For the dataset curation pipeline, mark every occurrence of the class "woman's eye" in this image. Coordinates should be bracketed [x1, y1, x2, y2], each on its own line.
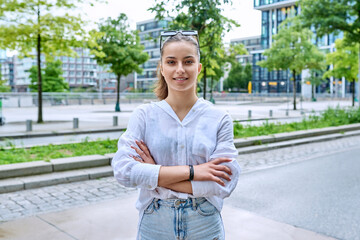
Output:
[167, 61, 175, 64]
[185, 60, 194, 64]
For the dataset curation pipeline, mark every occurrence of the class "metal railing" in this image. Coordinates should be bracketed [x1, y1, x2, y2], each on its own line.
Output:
[0, 92, 353, 108]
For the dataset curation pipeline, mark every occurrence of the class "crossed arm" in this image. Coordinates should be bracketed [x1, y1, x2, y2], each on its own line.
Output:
[130, 140, 233, 194]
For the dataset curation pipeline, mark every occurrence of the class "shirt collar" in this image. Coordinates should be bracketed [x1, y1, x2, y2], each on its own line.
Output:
[154, 98, 208, 125]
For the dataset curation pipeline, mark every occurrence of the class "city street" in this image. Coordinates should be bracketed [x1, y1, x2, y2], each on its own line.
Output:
[229, 145, 360, 240]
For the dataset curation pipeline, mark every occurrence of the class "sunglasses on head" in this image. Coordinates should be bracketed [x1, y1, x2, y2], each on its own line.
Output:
[160, 30, 200, 51]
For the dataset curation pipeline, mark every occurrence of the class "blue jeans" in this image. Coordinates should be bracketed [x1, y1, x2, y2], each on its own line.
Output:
[139, 197, 224, 240]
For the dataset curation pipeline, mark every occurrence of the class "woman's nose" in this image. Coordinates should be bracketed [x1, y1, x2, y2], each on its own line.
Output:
[176, 63, 185, 74]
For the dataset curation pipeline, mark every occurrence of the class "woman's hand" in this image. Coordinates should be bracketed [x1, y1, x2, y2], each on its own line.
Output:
[193, 158, 233, 186]
[130, 140, 156, 165]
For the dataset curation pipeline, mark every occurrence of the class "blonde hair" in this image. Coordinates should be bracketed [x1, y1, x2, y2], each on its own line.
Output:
[154, 33, 200, 100]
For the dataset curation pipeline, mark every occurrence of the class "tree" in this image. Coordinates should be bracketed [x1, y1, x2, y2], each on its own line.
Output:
[94, 14, 149, 112]
[0, 0, 98, 123]
[323, 38, 359, 106]
[300, 0, 360, 106]
[149, 0, 239, 99]
[29, 60, 69, 92]
[305, 68, 326, 101]
[257, 17, 325, 110]
[224, 62, 252, 92]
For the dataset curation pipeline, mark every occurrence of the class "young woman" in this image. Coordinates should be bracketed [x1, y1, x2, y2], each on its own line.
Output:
[112, 30, 241, 240]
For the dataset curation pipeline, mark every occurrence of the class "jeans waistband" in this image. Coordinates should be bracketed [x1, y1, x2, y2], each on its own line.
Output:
[153, 197, 206, 209]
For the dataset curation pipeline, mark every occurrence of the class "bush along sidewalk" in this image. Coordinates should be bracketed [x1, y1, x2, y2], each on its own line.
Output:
[1, 106, 360, 165]
[233, 106, 360, 138]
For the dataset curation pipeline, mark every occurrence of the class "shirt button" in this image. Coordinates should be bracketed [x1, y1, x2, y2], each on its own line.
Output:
[147, 185, 152, 189]
[180, 145, 185, 149]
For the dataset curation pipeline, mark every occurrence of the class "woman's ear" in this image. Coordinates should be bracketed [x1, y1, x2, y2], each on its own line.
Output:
[198, 63, 202, 74]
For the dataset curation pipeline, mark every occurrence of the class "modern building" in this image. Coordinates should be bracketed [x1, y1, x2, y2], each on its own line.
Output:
[5, 48, 133, 93]
[230, 36, 261, 65]
[252, 0, 349, 97]
[136, 18, 170, 92]
[0, 50, 15, 91]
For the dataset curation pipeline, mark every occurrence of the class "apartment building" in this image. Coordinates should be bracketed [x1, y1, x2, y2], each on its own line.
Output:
[252, 0, 348, 97]
[136, 19, 170, 92]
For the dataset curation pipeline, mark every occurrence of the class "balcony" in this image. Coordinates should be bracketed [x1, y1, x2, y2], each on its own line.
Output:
[254, 0, 297, 10]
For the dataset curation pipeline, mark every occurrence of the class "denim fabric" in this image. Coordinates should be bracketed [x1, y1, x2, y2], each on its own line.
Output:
[139, 198, 224, 240]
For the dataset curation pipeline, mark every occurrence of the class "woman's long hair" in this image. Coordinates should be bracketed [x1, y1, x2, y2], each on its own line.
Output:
[154, 33, 200, 100]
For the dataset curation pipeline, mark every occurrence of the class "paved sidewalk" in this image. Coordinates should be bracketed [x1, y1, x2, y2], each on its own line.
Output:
[0, 192, 335, 240]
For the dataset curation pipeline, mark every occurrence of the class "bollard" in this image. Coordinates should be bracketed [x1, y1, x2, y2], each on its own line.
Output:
[269, 110, 273, 117]
[113, 116, 118, 126]
[286, 109, 289, 116]
[26, 120, 32, 132]
[91, 98, 94, 105]
[103, 98, 106, 105]
[73, 118, 79, 129]
[248, 110, 252, 119]
[301, 110, 305, 115]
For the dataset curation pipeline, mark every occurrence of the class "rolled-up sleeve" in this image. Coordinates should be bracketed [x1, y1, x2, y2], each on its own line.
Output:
[191, 114, 241, 198]
[111, 106, 161, 190]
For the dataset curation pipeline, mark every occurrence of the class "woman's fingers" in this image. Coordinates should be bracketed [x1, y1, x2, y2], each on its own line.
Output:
[212, 170, 231, 182]
[131, 145, 147, 159]
[211, 176, 225, 186]
[130, 154, 143, 163]
[135, 140, 151, 157]
[213, 164, 232, 175]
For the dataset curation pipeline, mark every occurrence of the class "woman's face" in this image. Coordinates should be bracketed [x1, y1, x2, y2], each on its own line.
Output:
[160, 41, 202, 95]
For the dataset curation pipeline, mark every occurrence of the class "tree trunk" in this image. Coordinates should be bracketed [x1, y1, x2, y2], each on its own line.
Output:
[210, 76, 214, 99]
[292, 70, 297, 110]
[352, 78, 355, 107]
[358, 45, 360, 107]
[311, 84, 315, 100]
[203, 67, 207, 100]
[37, 4, 43, 123]
[115, 75, 121, 112]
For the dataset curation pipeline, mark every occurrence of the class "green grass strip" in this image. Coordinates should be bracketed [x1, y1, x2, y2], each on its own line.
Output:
[1, 106, 360, 165]
[0, 139, 117, 165]
[234, 106, 360, 138]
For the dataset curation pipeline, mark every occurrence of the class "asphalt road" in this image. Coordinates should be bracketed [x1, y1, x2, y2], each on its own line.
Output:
[227, 146, 360, 240]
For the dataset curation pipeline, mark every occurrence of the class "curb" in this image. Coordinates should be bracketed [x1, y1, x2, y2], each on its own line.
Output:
[0, 154, 115, 194]
[0, 127, 127, 140]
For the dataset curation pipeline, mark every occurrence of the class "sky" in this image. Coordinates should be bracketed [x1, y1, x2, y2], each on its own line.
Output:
[6, 0, 261, 56]
[80, 0, 261, 43]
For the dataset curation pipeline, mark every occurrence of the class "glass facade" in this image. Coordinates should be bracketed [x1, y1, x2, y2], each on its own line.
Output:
[254, 0, 289, 8]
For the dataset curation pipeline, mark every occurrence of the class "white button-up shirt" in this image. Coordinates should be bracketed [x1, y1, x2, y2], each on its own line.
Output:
[112, 98, 241, 220]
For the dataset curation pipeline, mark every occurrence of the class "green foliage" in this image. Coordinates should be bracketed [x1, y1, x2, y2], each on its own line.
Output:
[323, 37, 359, 106]
[93, 13, 149, 111]
[299, 0, 360, 44]
[149, 0, 240, 98]
[224, 62, 251, 91]
[324, 38, 358, 81]
[258, 17, 325, 75]
[257, 16, 326, 110]
[29, 60, 69, 92]
[233, 106, 360, 138]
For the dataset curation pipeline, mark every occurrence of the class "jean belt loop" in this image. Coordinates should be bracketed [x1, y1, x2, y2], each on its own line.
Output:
[154, 198, 159, 209]
[192, 198, 197, 210]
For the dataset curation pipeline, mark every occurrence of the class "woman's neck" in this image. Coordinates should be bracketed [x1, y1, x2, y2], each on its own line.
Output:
[165, 91, 198, 113]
